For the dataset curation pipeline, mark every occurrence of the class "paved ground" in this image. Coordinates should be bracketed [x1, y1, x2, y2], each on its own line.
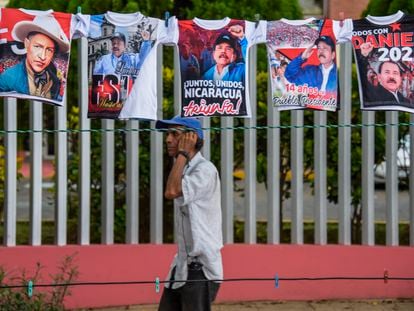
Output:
[84, 299, 414, 310]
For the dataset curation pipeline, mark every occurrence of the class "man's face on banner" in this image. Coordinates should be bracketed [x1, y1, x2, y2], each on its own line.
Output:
[111, 38, 126, 58]
[378, 62, 402, 93]
[24, 33, 55, 73]
[213, 42, 236, 67]
[180, 42, 191, 59]
[316, 41, 335, 67]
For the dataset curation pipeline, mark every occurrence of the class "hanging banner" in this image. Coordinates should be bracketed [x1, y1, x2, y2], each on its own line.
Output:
[87, 12, 162, 119]
[266, 18, 352, 111]
[353, 11, 414, 112]
[0, 8, 76, 106]
[169, 18, 265, 117]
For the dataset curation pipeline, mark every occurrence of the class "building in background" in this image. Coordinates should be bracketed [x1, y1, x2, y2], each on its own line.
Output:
[325, 0, 370, 19]
[300, 0, 370, 19]
[300, 0, 323, 17]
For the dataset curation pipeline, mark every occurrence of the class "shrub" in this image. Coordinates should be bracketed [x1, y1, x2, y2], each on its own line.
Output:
[0, 254, 78, 310]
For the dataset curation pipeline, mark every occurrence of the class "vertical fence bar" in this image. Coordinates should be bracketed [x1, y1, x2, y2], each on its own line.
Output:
[126, 120, 139, 244]
[101, 119, 114, 244]
[221, 117, 234, 244]
[244, 45, 257, 243]
[78, 36, 90, 245]
[4, 98, 17, 246]
[170, 44, 181, 243]
[30, 101, 43, 246]
[291, 110, 304, 244]
[150, 43, 164, 243]
[201, 118, 210, 160]
[55, 98, 67, 245]
[410, 114, 414, 246]
[338, 42, 352, 245]
[314, 111, 327, 245]
[267, 77, 280, 244]
[385, 111, 399, 246]
[362, 111, 375, 245]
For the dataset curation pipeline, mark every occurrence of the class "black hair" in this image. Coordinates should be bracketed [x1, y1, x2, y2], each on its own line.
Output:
[195, 137, 204, 151]
[378, 61, 403, 75]
[280, 61, 288, 67]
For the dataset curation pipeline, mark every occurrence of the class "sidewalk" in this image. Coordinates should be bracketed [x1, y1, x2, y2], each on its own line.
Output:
[85, 299, 414, 310]
[16, 152, 55, 221]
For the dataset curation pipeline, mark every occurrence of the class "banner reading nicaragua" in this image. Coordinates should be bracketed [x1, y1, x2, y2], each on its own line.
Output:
[171, 17, 264, 117]
[88, 12, 159, 119]
[352, 11, 414, 112]
[266, 18, 352, 111]
[0, 8, 75, 106]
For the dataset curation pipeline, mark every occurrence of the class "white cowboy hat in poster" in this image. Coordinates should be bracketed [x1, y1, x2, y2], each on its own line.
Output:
[0, 8, 74, 106]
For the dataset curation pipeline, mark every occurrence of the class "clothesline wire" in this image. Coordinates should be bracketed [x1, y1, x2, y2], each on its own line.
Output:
[1, 121, 413, 135]
[1, 275, 414, 289]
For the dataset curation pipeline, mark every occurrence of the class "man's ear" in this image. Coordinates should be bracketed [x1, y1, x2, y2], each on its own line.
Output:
[195, 137, 203, 151]
[24, 38, 30, 50]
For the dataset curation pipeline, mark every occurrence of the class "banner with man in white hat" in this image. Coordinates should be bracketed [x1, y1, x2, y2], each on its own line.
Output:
[0, 8, 80, 106]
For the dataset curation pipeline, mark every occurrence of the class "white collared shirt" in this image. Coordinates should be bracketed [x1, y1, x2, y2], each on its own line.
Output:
[320, 63, 334, 92]
[214, 65, 229, 80]
[165, 152, 223, 289]
[390, 90, 401, 102]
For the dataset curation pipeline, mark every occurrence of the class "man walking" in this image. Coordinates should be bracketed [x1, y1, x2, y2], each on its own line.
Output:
[156, 115, 223, 311]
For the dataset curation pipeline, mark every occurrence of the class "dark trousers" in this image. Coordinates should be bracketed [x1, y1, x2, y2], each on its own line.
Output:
[158, 264, 220, 311]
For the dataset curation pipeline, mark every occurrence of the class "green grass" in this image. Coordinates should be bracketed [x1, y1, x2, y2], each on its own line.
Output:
[0, 220, 410, 246]
[233, 220, 410, 245]
[0, 220, 78, 245]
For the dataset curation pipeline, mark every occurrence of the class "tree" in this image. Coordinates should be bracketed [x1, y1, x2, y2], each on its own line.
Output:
[363, 0, 413, 16]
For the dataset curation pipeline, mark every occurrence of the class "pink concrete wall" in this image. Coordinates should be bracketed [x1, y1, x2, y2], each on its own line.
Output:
[0, 244, 413, 309]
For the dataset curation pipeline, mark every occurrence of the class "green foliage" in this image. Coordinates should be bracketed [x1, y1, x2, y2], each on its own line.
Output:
[0, 254, 78, 310]
[0, 144, 23, 221]
[8, 0, 173, 16]
[1, 220, 410, 246]
[183, 0, 302, 20]
[233, 220, 410, 245]
[362, 0, 413, 16]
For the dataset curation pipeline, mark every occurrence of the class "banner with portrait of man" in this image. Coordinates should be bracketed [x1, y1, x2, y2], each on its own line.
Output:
[266, 18, 352, 112]
[0, 8, 77, 106]
[352, 11, 414, 113]
[169, 17, 265, 118]
[87, 12, 162, 119]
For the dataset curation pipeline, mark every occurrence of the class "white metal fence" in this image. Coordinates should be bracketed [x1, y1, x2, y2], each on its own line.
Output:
[1, 38, 413, 247]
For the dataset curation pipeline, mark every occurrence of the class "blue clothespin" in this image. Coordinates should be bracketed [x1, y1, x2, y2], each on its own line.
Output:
[27, 280, 33, 298]
[165, 11, 170, 27]
[275, 274, 279, 288]
[77, 6, 81, 14]
[155, 277, 160, 293]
